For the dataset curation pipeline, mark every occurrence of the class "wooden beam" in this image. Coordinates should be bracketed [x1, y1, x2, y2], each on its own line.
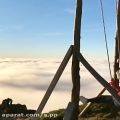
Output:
[78, 53, 120, 103]
[79, 88, 106, 117]
[71, 0, 82, 120]
[25, 45, 73, 120]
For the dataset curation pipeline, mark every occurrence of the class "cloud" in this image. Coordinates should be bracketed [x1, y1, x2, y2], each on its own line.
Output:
[0, 79, 71, 91]
[64, 8, 75, 15]
[12, 25, 24, 30]
[0, 26, 8, 32]
[0, 25, 24, 33]
[0, 57, 113, 112]
[0, 28, 5, 32]
[44, 32, 64, 37]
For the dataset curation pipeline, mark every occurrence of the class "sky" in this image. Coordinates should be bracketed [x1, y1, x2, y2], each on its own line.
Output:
[0, 0, 117, 59]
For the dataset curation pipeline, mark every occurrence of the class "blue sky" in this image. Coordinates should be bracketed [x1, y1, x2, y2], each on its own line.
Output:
[0, 0, 117, 59]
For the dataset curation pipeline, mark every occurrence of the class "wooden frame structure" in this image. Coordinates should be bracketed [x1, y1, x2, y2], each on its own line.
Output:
[80, 0, 120, 116]
[26, 0, 82, 120]
[25, 0, 120, 120]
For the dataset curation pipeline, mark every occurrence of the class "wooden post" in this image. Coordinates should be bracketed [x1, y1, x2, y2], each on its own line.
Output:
[71, 0, 82, 120]
[114, 36, 119, 80]
[114, 0, 120, 80]
[117, 0, 120, 56]
[117, 0, 120, 78]
[114, 33, 119, 80]
[64, 102, 76, 120]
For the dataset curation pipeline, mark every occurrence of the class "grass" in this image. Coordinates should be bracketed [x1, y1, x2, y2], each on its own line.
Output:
[40, 103, 120, 120]
[1, 101, 120, 120]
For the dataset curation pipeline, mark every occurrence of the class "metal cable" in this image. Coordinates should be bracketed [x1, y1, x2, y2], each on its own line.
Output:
[100, 0, 112, 79]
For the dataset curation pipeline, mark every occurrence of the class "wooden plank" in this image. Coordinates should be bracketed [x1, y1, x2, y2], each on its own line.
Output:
[71, 0, 82, 119]
[25, 45, 73, 120]
[79, 88, 106, 117]
[64, 102, 76, 120]
[78, 53, 120, 103]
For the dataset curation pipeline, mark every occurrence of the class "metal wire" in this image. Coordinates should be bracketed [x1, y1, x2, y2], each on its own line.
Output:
[99, 0, 112, 79]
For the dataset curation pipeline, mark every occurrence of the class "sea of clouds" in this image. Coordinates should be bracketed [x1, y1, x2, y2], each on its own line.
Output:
[0, 57, 113, 112]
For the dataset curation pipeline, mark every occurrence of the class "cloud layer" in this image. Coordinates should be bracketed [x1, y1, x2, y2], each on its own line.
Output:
[0, 57, 112, 112]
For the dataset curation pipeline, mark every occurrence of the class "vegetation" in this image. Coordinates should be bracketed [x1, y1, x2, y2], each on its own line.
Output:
[80, 103, 120, 120]
[39, 109, 65, 120]
[40, 103, 120, 120]
[1, 98, 120, 119]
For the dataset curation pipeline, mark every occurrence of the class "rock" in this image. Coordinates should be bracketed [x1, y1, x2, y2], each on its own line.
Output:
[0, 98, 36, 120]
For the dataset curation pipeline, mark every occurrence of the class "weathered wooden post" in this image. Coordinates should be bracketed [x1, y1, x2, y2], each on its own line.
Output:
[114, 0, 120, 80]
[114, 36, 119, 80]
[117, 0, 120, 55]
[71, 0, 82, 120]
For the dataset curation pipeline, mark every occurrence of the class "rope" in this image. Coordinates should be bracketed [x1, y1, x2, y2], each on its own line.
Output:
[99, 0, 112, 79]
